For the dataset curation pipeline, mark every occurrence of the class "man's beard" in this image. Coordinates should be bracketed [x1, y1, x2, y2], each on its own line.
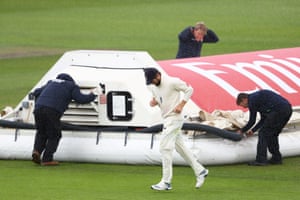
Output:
[155, 80, 161, 86]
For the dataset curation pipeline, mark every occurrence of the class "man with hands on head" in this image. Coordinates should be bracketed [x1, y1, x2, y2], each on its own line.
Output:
[176, 21, 219, 59]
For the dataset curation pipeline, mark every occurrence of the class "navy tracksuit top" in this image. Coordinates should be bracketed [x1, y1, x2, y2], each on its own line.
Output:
[33, 74, 96, 115]
[176, 27, 219, 59]
[241, 90, 291, 133]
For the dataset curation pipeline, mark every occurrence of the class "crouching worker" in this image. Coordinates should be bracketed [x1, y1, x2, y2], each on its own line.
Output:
[236, 90, 292, 166]
[31, 73, 97, 166]
[144, 68, 208, 190]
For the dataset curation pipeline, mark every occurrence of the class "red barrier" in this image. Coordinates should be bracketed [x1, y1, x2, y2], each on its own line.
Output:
[158, 47, 300, 112]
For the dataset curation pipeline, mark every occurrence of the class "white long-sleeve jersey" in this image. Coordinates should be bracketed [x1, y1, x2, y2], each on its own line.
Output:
[148, 74, 193, 118]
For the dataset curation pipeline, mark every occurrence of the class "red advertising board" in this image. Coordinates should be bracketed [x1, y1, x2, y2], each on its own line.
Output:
[158, 47, 300, 112]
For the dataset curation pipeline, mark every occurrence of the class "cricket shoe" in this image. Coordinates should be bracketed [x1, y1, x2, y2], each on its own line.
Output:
[195, 169, 209, 189]
[151, 181, 172, 191]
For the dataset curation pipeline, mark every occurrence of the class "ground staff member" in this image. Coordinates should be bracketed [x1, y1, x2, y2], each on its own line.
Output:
[176, 21, 219, 59]
[144, 68, 208, 190]
[31, 73, 96, 166]
[236, 89, 292, 166]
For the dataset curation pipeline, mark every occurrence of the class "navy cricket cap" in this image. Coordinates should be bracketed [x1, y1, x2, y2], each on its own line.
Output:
[143, 68, 160, 85]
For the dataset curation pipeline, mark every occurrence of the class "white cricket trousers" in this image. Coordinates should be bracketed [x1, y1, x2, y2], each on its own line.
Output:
[160, 115, 205, 183]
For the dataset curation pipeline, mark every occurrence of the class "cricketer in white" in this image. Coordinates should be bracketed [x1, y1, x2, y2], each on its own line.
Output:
[144, 68, 209, 190]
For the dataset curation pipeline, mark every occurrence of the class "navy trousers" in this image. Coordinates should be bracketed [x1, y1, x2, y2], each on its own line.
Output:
[33, 107, 62, 162]
[256, 104, 292, 163]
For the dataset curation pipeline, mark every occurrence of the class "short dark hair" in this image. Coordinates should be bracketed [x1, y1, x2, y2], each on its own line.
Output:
[143, 68, 160, 85]
[236, 93, 248, 105]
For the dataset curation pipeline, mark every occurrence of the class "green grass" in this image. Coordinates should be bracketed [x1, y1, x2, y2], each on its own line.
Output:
[1, 0, 300, 59]
[0, 0, 300, 199]
[0, 56, 58, 107]
[0, 157, 300, 200]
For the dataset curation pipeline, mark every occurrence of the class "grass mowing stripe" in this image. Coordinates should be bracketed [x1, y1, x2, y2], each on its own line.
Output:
[0, 0, 299, 59]
[0, 55, 59, 108]
[0, 158, 300, 200]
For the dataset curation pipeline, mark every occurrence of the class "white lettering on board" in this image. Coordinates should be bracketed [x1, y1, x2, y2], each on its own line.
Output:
[172, 55, 300, 98]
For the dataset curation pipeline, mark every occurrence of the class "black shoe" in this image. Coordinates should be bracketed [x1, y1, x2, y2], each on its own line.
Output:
[268, 160, 282, 165]
[248, 161, 268, 166]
